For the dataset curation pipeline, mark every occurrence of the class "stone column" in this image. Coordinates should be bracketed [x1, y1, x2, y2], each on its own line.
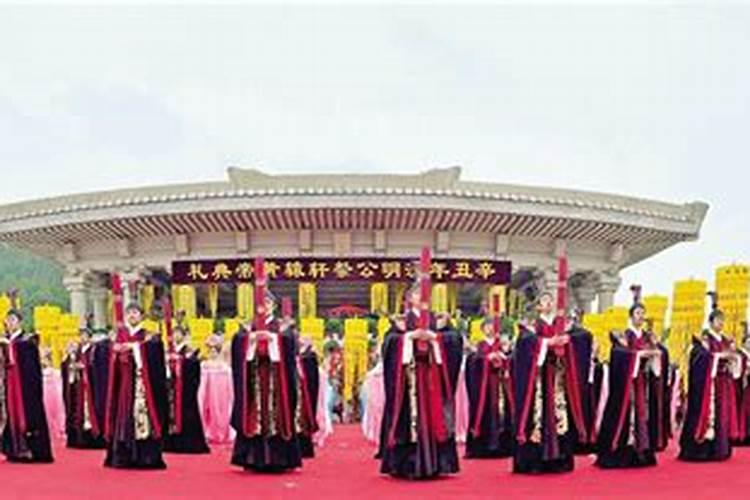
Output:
[536, 266, 564, 307]
[90, 275, 110, 330]
[63, 273, 90, 324]
[596, 272, 622, 313]
[572, 273, 598, 313]
[121, 266, 151, 308]
[574, 285, 597, 313]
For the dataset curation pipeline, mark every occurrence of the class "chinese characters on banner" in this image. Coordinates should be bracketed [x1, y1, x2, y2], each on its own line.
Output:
[171, 257, 512, 285]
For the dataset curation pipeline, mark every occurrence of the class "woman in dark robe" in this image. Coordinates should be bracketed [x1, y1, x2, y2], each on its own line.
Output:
[595, 290, 670, 469]
[379, 282, 463, 480]
[104, 303, 168, 469]
[567, 311, 597, 454]
[512, 292, 589, 474]
[164, 328, 210, 454]
[296, 337, 320, 459]
[679, 295, 742, 462]
[1, 309, 54, 463]
[465, 317, 514, 459]
[62, 328, 110, 449]
[230, 292, 302, 472]
[734, 324, 750, 446]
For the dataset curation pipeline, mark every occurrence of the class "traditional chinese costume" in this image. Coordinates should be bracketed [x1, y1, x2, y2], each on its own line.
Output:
[296, 344, 320, 458]
[596, 327, 670, 468]
[465, 336, 514, 458]
[379, 313, 463, 479]
[679, 329, 740, 462]
[512, 316, 588, 474]
[103, 326, 168, 469]
[568, 324, 597, 454]
[164, 342, 210, 454]
[734, 346, 750, 446]
[230, 320, 302, 472]
[1, 330, 54, 463]
[62, 334, 110, 449]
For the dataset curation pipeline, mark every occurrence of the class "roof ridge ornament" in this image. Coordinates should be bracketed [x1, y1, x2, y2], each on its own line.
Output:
[226, 165, 462, 190]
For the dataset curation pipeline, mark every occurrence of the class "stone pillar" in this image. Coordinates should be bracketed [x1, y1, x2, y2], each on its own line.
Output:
[572, 273, 598, 313]
[574, 285, 597, 313]
[121, 266, 151, 307]
[596, 272, 622, 313]
[537, 267, 562, 305]
[90, 277, 110, 330]
[63, 273, 90, 324]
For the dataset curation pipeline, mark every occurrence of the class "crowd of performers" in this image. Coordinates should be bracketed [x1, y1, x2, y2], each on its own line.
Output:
[0, 258, 331, 471]
[1, 253, 750, 481]
[362, 253, 750, 479]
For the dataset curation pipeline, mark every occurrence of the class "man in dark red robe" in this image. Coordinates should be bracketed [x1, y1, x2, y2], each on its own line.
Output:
[230, 292, 302, 472]
[465, 317, 514, 458]
[379, 283, 463, 480]
[512, 292, 588, 474]
[164, 327, 209, 454]
[1, 309, 53, 463]
[62, 327, 110, 449]
[104, 303, 168, 469]
[596, 296, 669, 468]
[679, 298, 741, 462]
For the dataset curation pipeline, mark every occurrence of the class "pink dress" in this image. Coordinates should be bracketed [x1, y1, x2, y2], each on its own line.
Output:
[362, 364, 385, 444]
[43, 367, 66, 440]
[454, 365, 469, 443]
[198, 359, 235, 445]
[314, 368, 333, 447]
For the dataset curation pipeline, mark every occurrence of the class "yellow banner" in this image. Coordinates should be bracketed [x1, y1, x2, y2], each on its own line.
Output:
[236, 283, 254, 320]
[141, 284, 155, 318]
[208, 283, 219, 318]
[172, 284, 197, 319]
[431, 283, 448, 313]
[298, 282, 317, 318]
[370, 282, 389, 315]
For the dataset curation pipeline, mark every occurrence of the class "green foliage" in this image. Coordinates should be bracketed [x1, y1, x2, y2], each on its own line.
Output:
[325, 317, 343, 335]
[0, 244, 68, 329]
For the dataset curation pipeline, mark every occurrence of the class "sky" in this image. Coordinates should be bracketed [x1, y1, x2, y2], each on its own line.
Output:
[0, 4, 748, 305]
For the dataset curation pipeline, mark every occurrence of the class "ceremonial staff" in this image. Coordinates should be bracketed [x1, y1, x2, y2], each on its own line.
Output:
[111, 274, 127, 343]
[163, 295, 183, 433]
[254, 257, 271, 357]
[418, 246, 432, 352]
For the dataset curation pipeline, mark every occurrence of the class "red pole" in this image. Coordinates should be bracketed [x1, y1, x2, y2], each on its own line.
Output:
[111, 273, 127, 342]
[254, 258, 267, 331]
[163, 296, 174, 355]
[419, 247, 432, 331]
[281, 296, 293, 320]
[556, 252, 568, 336]
[492, 292, 502, 336]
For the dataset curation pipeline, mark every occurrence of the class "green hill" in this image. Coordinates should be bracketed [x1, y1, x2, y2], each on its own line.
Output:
[0, 244, 69, 327]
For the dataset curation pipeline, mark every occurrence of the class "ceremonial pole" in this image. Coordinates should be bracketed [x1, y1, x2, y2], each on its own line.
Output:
[418, 246, 432, 352]
[111, 273, 127, 343]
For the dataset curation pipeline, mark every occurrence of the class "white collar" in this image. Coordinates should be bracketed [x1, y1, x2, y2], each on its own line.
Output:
[628, 322, 644, 338]
[540, 313, 555, 326]
[708, 328, 723, 342]
[9, 330, 23, 341]
[127, 323, 144, 337]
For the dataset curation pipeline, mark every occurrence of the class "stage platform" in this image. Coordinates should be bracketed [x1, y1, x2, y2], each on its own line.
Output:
[0, 425, 745, 499]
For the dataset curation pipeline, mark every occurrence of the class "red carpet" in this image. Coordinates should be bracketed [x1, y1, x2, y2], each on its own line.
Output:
[1, 426, 748, 499]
